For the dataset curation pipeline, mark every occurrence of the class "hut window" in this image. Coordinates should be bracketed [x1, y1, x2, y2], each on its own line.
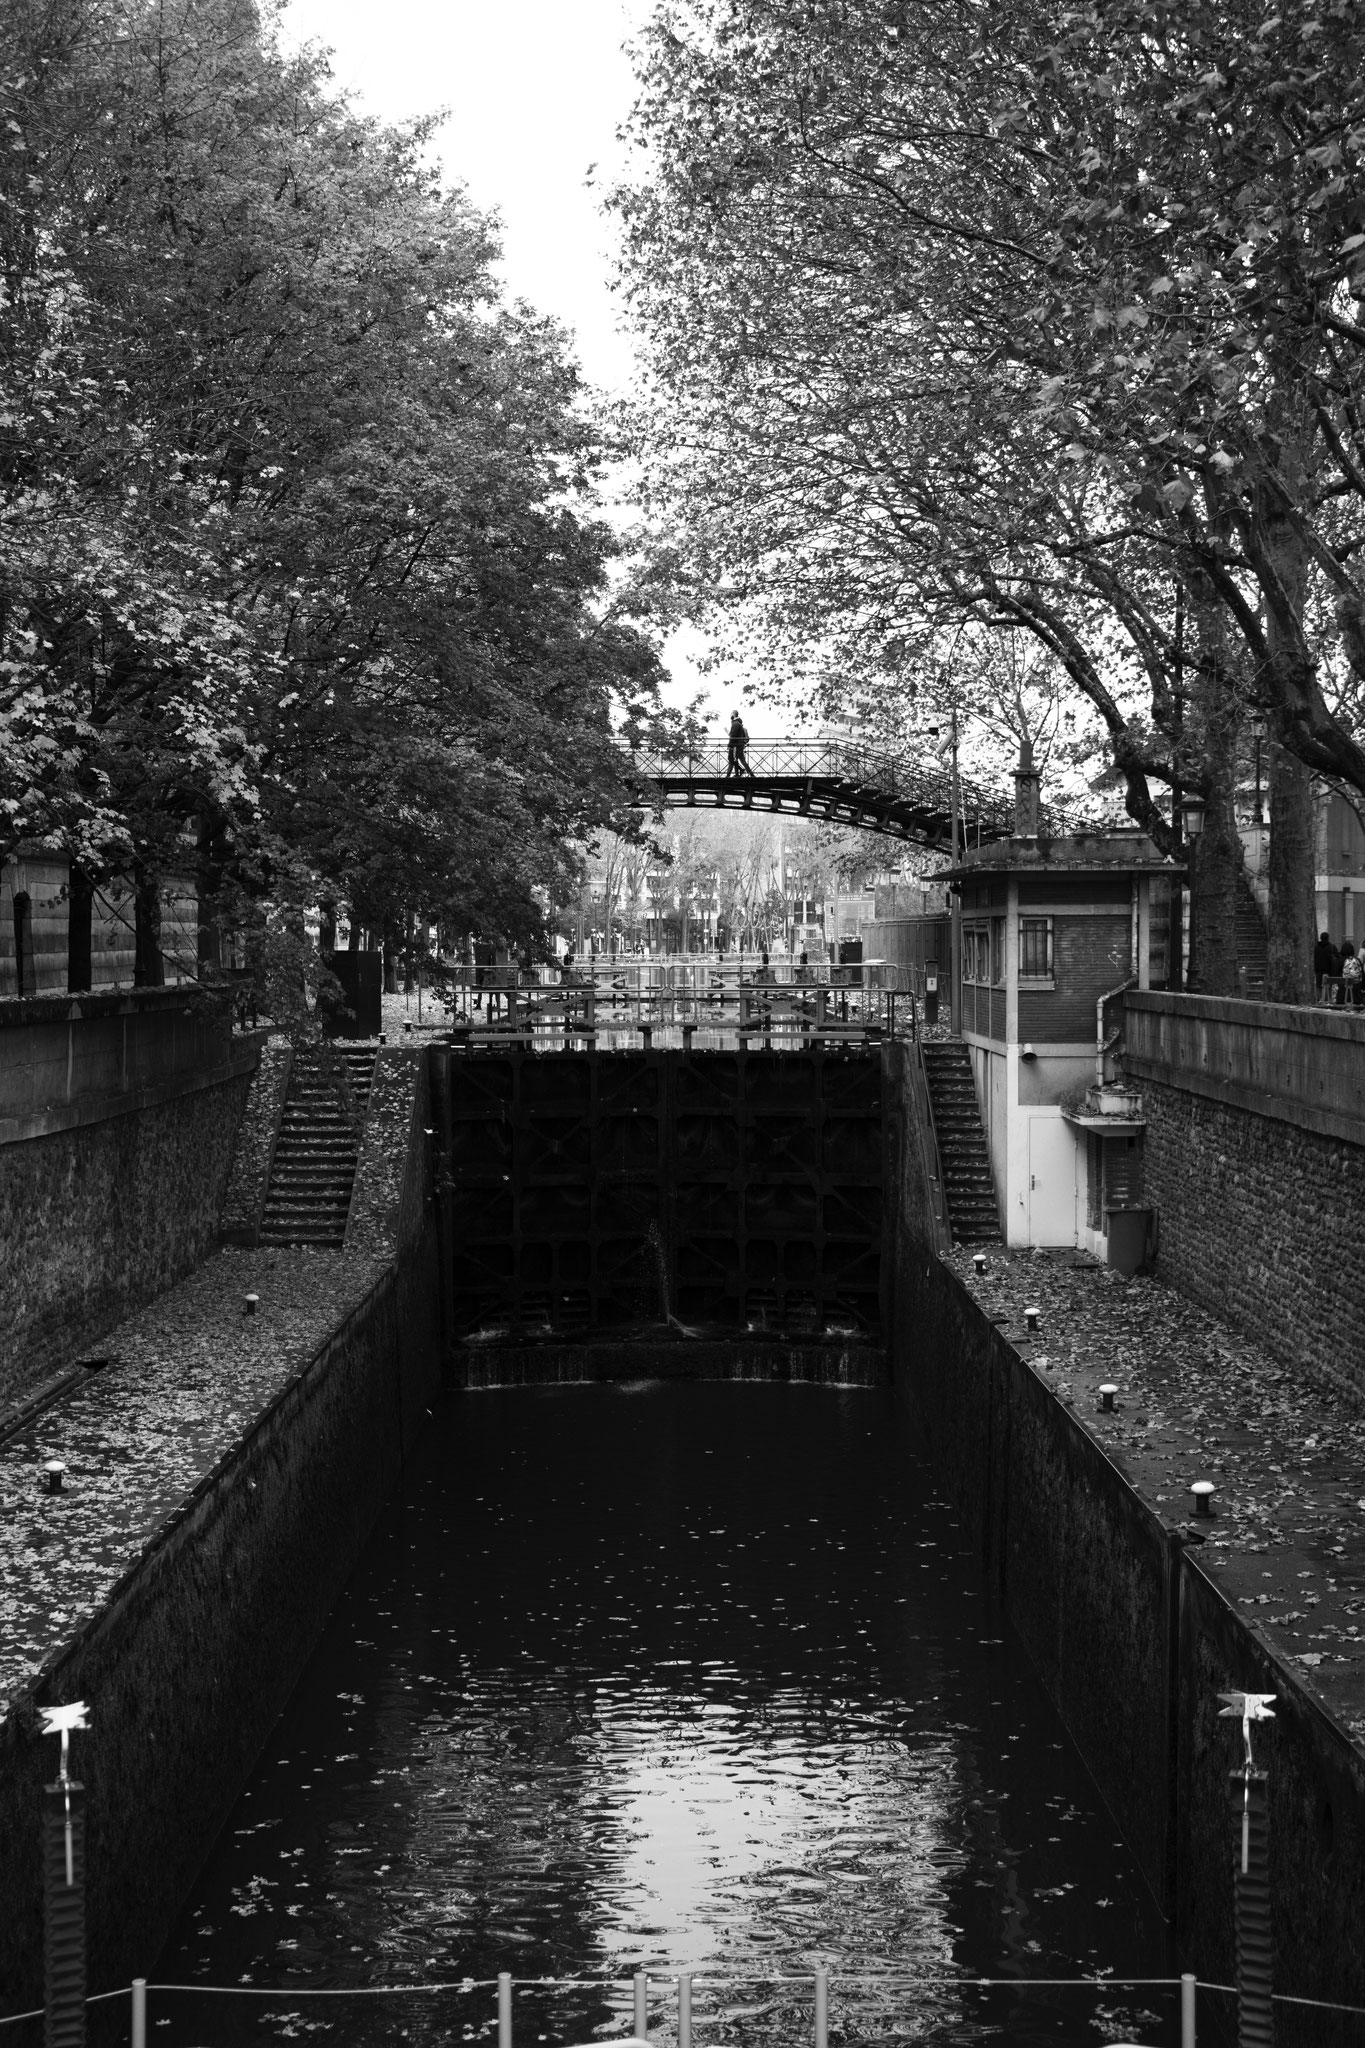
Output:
[1019, 916, 1053, 980]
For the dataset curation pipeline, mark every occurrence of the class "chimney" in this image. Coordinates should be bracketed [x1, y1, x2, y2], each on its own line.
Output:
[1014, 739, 1041, 837]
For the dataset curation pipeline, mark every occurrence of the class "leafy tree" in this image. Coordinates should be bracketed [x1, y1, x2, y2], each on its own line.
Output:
[614, 0, 1365, 997]
[1, 0, 665, 998]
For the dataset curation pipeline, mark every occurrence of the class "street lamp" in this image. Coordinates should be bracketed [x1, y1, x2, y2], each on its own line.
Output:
[1179, 791, 1207, 840]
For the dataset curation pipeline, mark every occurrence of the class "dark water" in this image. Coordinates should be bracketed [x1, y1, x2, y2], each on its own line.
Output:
[156, 1380, 1174, 2046]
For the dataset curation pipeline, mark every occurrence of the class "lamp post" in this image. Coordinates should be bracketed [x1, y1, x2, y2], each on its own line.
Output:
[1179, 791, 1207, 841]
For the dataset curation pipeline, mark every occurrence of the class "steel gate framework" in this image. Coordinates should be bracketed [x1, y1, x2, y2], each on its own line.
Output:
[445, 1049, 885, 1339]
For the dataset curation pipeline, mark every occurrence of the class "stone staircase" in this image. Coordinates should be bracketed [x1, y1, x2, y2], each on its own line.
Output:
[920, 1038, 1001, 1245]
[259, 1046, 377, 1247]
[1235, 869, 1269, 996]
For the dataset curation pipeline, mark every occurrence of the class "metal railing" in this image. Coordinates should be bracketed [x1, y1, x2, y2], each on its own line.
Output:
[633, 737, 1087, 843]
[11, 1964, 1359, 2045]
[634, 736, 1013, 844]
[439, 961, 918, 1049]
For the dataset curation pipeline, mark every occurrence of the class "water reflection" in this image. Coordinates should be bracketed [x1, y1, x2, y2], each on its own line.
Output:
[157, 1381, 1171, 2046]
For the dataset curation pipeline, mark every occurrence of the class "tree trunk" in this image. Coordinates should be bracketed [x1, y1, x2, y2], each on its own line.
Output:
[133, 867, 164, 987]
[319, 899, 336, 953]
[347, 910, 361, 952]
[1261, 398, 1317, 1002]
[1183, 579, 1244, 995]
[67, 862, 93, 993]
[1265, 744, 1316, 1003]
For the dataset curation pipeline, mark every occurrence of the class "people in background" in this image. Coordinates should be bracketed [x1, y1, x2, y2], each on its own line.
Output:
[725, 710, 753, 780]
[1343, 940, 1362, 1006]
[1314, 929, 1339, 999]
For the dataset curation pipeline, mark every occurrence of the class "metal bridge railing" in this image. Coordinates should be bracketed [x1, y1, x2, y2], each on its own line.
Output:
[634, 738, 1093, 843]
[636, 736, 1015, 834]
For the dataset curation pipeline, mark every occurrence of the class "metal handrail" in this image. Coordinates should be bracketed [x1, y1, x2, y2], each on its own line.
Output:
[908, 1035, 953, 1257]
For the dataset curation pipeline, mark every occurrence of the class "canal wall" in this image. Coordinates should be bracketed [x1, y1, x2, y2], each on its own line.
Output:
[886, 1042, 1365, 2036]
[0, 992, 259, 1405]
[0, 1045, 441, 2017]
[1124, 991, 1365, 1397]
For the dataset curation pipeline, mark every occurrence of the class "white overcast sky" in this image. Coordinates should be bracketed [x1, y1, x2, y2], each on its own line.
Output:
[274, 0, 736, 721]
[276, 0, 648, 396]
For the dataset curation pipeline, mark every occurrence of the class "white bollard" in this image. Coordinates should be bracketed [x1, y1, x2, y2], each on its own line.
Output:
[678, 1972, 692, 2048]
[1181, 1971, 1196, 2048]
[131, 1978, 147, 2048]
[634, 1972, 648, 2041]
[814, 1966, 828, 2048]
[498, 1972, 512, 2048]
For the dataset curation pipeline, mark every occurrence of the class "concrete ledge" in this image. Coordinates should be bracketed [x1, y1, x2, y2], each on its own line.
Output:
[0, 1043, 260, 1147]
[1126, 989, 1365, 1147]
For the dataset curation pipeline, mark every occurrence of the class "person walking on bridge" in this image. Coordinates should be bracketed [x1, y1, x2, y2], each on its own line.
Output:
[726, 710, 753, 780]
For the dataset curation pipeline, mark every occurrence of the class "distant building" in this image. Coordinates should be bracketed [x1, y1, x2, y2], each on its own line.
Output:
[1314, 789, 1365, 951]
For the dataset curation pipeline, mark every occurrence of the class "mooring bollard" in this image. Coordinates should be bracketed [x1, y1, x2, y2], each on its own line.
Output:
[1191, 1480, 1215, 1517]
[498, 1971, 512, 2048]
[1100, 1383, 1117, 1412]
[814, 1965, 828, 2048]
[1024, 1306, 1040, 1335]
[1180, 1971, 1195, 2048]
[678, 1972, 692, 2048]
[44, 1461, 66, 1496]
[131, 1977, 147, 2048]
[633, 1971, 648, 2041]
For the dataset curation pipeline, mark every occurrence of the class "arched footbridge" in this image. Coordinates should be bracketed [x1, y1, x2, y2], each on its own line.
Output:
[634, 737, 1036, 849]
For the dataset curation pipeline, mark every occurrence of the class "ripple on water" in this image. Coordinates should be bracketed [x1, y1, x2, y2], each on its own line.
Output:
[155, 1380, 1171, 2048]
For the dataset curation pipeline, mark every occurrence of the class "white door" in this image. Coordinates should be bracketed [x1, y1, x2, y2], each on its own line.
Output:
[1027, 1116, 1078, 1246]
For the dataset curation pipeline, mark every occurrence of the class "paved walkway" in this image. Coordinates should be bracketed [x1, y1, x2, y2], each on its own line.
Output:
[953, 1246, 1365, 1750]
[0, 1246, 386, 1721]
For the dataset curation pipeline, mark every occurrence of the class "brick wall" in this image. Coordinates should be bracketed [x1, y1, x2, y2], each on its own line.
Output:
[1125, 992, 1365, 1395]
[1019, 913, 1131, 1042]
[1142, 1075, 1365, 1393]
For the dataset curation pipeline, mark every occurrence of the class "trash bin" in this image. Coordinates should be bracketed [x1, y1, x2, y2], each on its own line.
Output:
[1105, 1206, 1152, 1277]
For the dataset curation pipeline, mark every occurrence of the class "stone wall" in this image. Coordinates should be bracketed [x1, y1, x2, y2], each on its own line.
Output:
[0, 1067, 254, 1408]
[1125, 993, 1365, 1395]
[0, 1247, 442, 2013]
[219, 1041, 292, 1247]
[886, 1042, 1365, 2033]
[346, 1045, 431, 1264]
